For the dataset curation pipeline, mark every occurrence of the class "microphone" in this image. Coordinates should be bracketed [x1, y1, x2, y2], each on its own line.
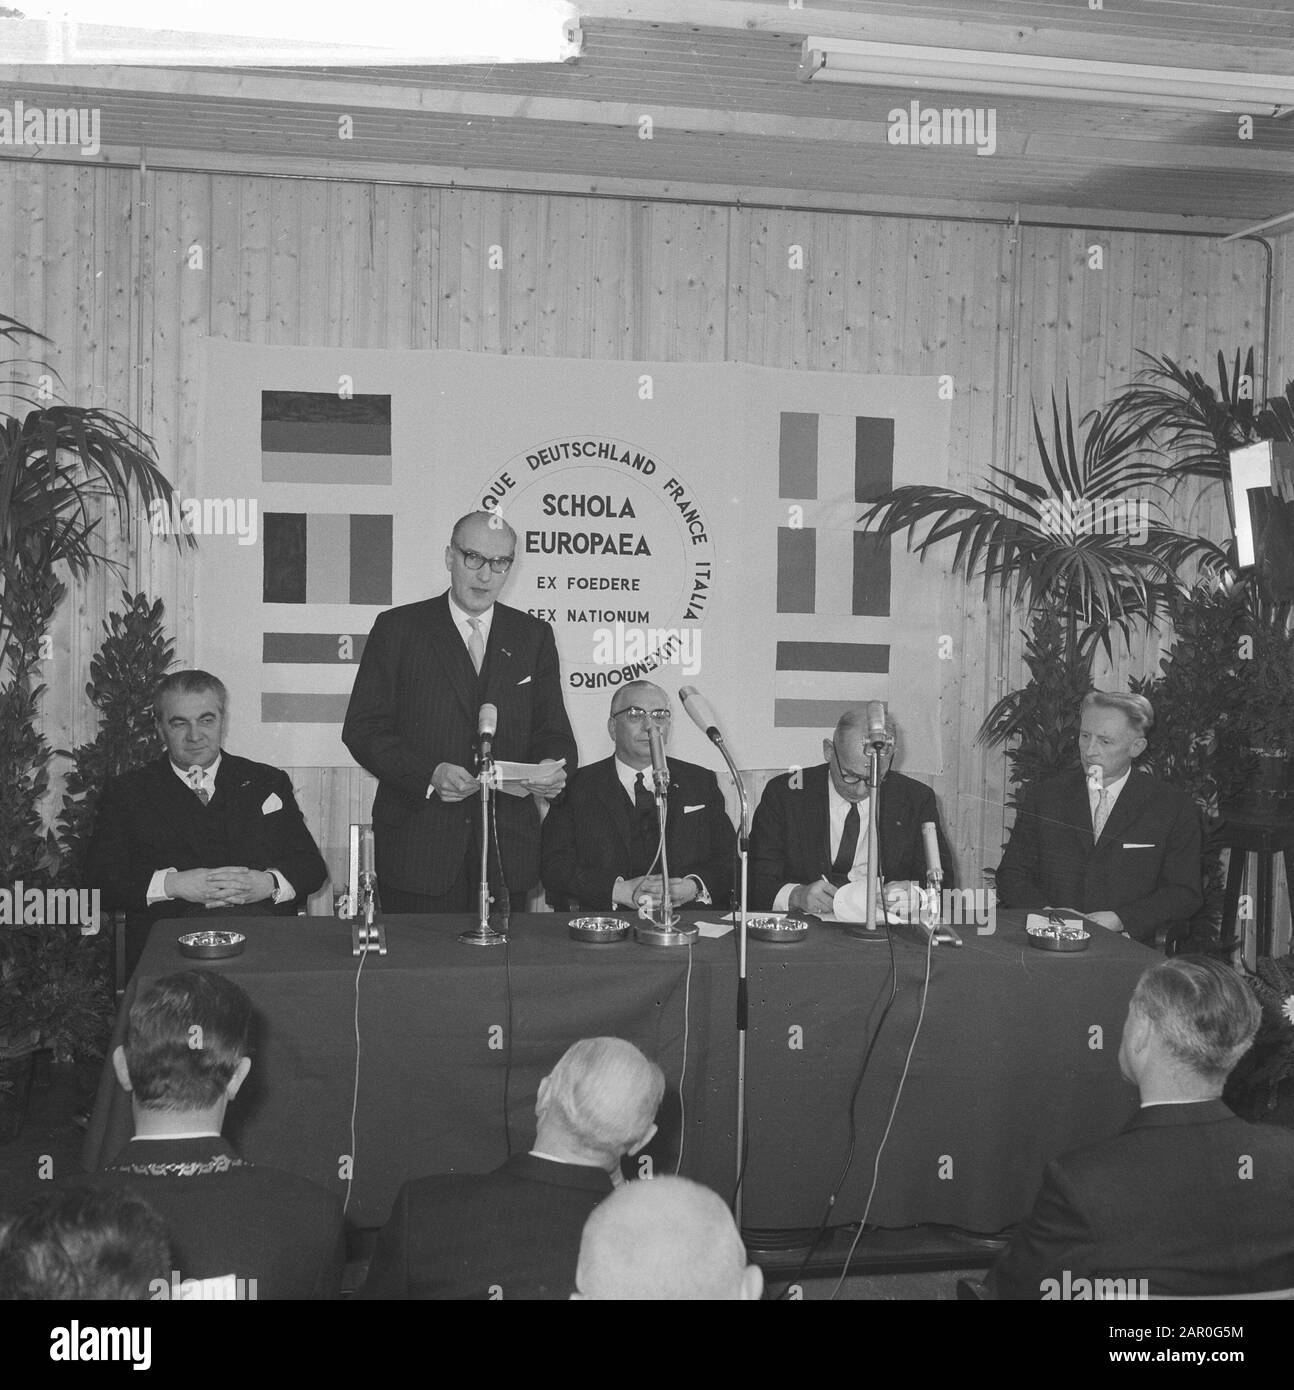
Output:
[921, 821, 943, 883]
[679, 686, 724, 746]
[648, 722, 670, 798]
[866, 700, 891, 750]
[477, 703, 498, 763]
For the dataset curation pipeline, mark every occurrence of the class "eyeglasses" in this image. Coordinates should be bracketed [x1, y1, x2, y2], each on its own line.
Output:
[613, 707, 672, 724]
[455, 546, 514, 574]
[831, 738, 890, 785]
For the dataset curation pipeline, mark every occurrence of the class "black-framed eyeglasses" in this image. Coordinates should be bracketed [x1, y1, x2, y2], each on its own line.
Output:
[831, 738, 889, 785]
[455, 546, 514, 574]
[613, 706, 672, 724]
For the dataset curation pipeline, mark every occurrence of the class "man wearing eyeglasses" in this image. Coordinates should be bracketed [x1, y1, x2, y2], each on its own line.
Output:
[540, 681, 735, 912]
[749, 706, 954, 915]
[343, 510, 577, 912]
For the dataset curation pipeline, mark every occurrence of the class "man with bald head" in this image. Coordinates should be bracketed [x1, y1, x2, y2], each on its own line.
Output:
[749, 705, 954, 914]
[361, 1037, 665, 1300]
[574, 1176, 763, 1300]
[344, 510, 577, 912]
[541, 680, 735, 911]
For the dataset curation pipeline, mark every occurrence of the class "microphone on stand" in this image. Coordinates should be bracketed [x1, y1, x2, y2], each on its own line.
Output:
[922, 821, 944, 887]
[866, 699, 890, 750]
[648, 722, 670, 797]
[679, 685, 724, 746]
[477, 703, 497, 768]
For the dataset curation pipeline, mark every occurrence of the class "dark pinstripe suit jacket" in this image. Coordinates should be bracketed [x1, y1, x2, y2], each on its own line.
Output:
[342, 593, 577, 896]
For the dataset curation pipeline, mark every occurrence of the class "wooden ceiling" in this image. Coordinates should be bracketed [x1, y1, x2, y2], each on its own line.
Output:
[1, 0, 1293, 232]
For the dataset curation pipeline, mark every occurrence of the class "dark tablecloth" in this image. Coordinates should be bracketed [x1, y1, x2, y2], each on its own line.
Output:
[83, 911, 1149, 1231]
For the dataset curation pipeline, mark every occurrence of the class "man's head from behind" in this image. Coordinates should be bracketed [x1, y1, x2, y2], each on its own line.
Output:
[574, 1176, 763, 1300]
[534, 1037, 665, 1171]
[1119, 956, 1259, 1096]
[0, 1187, 169, 1300]
[113, 970, 253, 1121]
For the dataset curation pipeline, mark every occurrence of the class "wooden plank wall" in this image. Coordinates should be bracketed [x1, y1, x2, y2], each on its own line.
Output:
[0, 161, 1270, 901]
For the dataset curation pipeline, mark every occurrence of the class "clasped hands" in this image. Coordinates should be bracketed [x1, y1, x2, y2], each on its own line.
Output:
[613, 874, 701, 909]
[430, 758, 567, 802]
[166, 866, 276, 909]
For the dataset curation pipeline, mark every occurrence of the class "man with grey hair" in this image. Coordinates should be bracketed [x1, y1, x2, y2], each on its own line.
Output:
[85, 669, 328, 978]
[997, 689, 1203, 945]
[749, 704, 954, 913]
[990, 957, 1294, 1298]
[573, 1176, 763, 1300]
[361, 1037, 665, 1299]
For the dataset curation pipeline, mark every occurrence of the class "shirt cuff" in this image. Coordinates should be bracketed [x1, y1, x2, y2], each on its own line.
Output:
[147, 868, 177, 905]
[686, 875, 711, 906]
[772, 883, 794, 913]
[269, 869, 294, 905]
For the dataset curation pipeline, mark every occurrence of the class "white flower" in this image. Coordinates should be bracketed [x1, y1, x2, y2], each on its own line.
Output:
[1282, 995, 1294, 1026]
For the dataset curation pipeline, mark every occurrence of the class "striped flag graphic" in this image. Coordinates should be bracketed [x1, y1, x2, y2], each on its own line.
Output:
[263, 513, 392, 606]
[261, 390, 392, 486]
[774, 410, 895, 728]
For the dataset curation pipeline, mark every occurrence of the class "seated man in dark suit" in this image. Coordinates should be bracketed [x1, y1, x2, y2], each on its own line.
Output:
[990, 956, 1294, 1298]
[749, 704, 954, 915]
[996, 690, 1203, 945]
[361, 1037, 665, 1300]
[573, 1176, 764, 1301]
[75, 970, 345, 1300]
[541, 681, 735, 911]
[0, 1187, 169, 1301]
[85, 669, 328, 977]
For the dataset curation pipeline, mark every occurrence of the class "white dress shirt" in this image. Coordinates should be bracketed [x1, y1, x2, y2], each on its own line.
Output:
[1088, 766, 1131, 829]
[611, 757, 709, 906]
[448, 594, 495, 656]
[773, 778, 872, 912]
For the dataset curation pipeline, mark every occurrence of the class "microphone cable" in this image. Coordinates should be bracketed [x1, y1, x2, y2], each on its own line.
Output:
[344, 930, 374, 1219]
[829, 924, 935, 1299]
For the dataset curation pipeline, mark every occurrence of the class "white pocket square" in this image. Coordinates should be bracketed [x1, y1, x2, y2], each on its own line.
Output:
[1122, 842, 1155, 849]
[262, 793, 283, 814]
[517, 675, 532, 685]
[684, 803, 704, 813]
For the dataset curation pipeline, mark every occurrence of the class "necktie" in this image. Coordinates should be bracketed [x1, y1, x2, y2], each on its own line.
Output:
[1093, 786, 1110, 841]
[467, 618, 485, 674]
[831, 802, 860, 881]
[630, 773, 659, 875]
[633, 771, 656, 814]
[187, 766, 210, 806]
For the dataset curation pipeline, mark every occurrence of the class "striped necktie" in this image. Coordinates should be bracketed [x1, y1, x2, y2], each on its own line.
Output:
[187, 766, 211, 806]
[467, 618, 485, 674]
[1093, 786, 1110, 841]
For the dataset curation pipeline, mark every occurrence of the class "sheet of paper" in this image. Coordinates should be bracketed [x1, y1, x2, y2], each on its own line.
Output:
[487, 758, 566, 797]
[695, 919, 734, 939]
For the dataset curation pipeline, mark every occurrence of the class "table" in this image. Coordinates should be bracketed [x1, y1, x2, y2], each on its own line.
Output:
[84, 911, 1152, 1234]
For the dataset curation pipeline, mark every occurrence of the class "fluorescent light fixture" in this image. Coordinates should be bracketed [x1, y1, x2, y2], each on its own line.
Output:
[4, 0, 581, 64]
[1229, 442, 1294, 568]
[799, 38, 1294, 115]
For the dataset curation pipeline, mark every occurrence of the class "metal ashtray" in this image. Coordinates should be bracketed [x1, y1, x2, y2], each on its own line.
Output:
[1026, 921, 1091, 953]
[568, 916, 631, 944]
[178, 930, 247, 959]
[746, 914, 810, 943]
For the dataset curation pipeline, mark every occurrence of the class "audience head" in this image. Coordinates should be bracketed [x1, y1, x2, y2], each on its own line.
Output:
[826, 705, 898, 802]
[608, 681, 672, 770]
[113, 970, 253, 1121]
[0, 1187, 168, 1300]
[446, 509, 517, 615]
[154, 670, 228, 770]
[534, 1037, 665, 1170]
[574, 1176, 763, 1300]
[1079, 691, 1153, 785]
[1120, 956, 1260, 1095]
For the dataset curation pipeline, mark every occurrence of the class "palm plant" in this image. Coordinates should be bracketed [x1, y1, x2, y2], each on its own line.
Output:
[861, 390, 1232, 765]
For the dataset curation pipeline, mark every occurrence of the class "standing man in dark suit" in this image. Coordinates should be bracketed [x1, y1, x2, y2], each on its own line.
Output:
[749, 705, 955, 914]
[541, 681, 735, 911]
[342, 510, 577, 912]
[77, 970, 345, 1300]
[989, 956, 1294, 1298]
[360, 1037, 665, 1300]
[85, 670, 328, 978]
[996, 691, 1203, 945]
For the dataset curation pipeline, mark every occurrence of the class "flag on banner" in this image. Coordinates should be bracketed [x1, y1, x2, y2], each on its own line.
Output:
[261, 390, 392, 486]
[263, 513, 392, 605]
[774, 410, 895, 728]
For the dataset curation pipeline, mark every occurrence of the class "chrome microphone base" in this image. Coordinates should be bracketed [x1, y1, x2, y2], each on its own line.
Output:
[635, 920, 698, 947]
[458, 925, 508, 946]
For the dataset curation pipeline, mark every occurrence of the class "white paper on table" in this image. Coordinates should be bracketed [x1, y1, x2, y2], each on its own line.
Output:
[695, 920, 734, 939]
[485, 758, 566, 798]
